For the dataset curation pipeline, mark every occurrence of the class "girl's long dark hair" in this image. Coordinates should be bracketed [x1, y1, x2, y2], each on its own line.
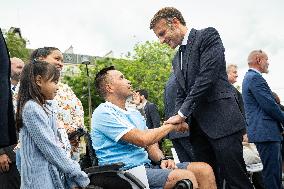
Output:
[16, 60, 60, 131]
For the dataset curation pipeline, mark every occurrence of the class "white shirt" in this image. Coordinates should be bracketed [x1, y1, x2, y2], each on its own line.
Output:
[181, 27, 191, 46]
[249, 68, 262, 75]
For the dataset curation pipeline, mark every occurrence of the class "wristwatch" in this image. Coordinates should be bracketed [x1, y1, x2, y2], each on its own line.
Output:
[157, 157, 168, 165]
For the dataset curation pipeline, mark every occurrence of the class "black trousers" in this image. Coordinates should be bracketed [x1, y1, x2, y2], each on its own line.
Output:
[172, 137, 196, 162]
[0, 163, 20, 189]
[190, 123, 253, 189]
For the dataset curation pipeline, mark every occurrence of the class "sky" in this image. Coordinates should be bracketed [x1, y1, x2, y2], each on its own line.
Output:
[1, 0, 284, 100]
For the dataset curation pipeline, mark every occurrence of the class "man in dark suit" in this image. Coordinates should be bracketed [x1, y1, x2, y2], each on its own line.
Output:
[150, 7, 253, 188]
[164, 72, 195, 162]
[0, 28, 20, 189]
[227, 64, 245, 115]
[136, 89, 160, 129]
[242, 50, 284, 189]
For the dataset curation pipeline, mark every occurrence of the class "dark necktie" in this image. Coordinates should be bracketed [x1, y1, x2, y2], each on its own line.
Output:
[11, 85, 16, 93]
[179, 45, 186, 53]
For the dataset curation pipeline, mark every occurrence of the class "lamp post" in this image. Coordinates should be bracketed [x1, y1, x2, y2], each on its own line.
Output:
[81, 57, 92, 127]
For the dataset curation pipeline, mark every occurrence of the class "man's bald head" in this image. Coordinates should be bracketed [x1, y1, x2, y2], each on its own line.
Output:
[10, 57, 24, 83]
[247, 50, 269, 74]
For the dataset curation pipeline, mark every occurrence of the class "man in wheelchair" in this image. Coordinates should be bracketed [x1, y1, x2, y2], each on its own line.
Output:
[90, 66, 217, 189]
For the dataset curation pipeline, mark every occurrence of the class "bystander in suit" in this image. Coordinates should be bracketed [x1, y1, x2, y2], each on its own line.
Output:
[242, 50, 284, 189]
[135, 89, 161, 129]
[227, 64, 245, 114]
[10, 57, 24, 94]
[150, 7, 253, 188]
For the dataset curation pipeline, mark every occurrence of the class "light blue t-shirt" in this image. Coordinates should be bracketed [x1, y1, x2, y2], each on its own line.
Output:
[91, 101, 151, 170]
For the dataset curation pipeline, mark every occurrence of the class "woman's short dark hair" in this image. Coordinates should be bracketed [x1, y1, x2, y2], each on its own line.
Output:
[30, 47, 60, 61]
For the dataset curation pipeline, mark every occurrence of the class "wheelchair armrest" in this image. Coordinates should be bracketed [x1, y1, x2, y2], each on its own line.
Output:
[84, 162, 125, 174]
[124, 172, 146, 189]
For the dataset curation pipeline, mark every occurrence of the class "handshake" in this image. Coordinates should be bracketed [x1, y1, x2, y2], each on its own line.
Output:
[163, 114, 189, 133]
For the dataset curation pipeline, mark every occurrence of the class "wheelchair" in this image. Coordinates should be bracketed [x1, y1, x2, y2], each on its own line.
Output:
[79, 132, 193, 189]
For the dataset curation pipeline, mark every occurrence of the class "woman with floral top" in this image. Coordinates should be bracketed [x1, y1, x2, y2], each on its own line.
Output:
[13, 47, 85, 160]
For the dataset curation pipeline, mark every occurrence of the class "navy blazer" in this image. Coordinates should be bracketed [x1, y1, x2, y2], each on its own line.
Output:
[173, 27, 245, 139]
[242, 69, 284, 142]
[144, 101, 160, 129]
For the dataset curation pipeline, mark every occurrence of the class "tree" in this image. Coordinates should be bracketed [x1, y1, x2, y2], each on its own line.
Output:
[63, 41, 176, 129]
[4, 32, 30, 61]
[116, 41, 175, 117]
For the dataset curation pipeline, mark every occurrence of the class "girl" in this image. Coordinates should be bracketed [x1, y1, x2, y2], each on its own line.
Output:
[13, 47, 84, 161]
[16, 61, 89, 189]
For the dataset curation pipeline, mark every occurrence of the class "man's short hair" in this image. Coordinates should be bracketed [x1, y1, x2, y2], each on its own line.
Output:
[226, 64, 238, 73]
[95, 66, 115, 98]
[136, 89, 149, 100]
[150, 7, 186, 29]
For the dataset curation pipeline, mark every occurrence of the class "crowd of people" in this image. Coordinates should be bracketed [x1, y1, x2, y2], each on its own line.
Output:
[0, 6, 283, 189]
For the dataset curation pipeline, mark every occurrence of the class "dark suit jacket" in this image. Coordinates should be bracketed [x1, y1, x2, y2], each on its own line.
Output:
[173, 27, 245, 139]
[242, 69, 284, 142]
[0, 28, 17, 149]
[164, 72, 189, 139]
[144, 101, 160, 129]
[234, 87, 245, 115]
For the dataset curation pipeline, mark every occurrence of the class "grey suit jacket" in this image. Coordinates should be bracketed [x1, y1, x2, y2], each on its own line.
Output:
[173, 27, 245, 139]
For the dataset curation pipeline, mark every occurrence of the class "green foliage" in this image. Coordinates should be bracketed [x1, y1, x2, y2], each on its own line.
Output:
[63, 41, 176, 129]
[4, 32, 30, 62]
[118, 41, 176, 118]
[161, 139, 173, 157]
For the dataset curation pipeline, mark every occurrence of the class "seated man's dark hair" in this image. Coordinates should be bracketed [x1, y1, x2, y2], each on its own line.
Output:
[150, 7, 186, 29]
[95, 66, 115, 98]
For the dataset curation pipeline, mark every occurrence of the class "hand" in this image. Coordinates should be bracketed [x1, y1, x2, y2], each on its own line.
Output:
[69, 137, 80, 148]
[0, 154, 11, 173]
[175, 122, 189, 132]
[165, 115, 185, 125]
[160, 159, 177, 170]
[132, 92, 141, 105]
[242, 134, 248, 143]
